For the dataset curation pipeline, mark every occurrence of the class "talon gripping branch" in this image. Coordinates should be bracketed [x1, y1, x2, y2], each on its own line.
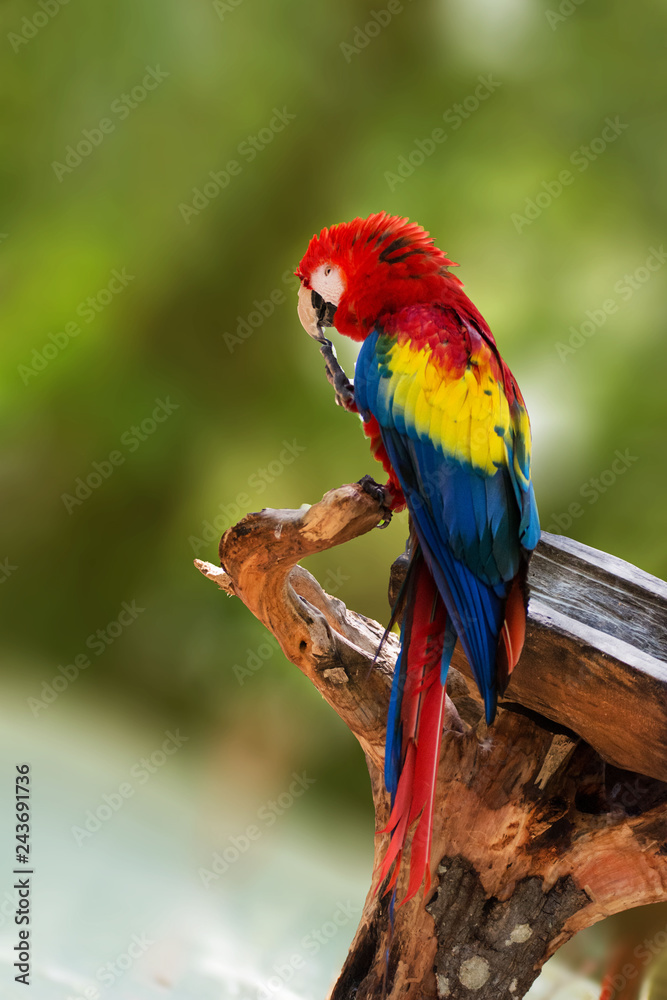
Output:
[296, 213, 540, 902]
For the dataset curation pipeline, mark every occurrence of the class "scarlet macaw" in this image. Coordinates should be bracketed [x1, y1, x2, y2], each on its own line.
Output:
[296, 213, 539, 901]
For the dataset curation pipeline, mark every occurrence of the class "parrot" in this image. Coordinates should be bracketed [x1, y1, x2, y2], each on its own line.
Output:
[295, 212, 540, 902]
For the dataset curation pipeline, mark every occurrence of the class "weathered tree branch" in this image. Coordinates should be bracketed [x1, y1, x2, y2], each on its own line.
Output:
[196, 482, 667, 1000]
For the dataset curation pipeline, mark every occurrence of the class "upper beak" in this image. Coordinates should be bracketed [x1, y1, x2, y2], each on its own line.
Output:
[297, 285, 337, 342]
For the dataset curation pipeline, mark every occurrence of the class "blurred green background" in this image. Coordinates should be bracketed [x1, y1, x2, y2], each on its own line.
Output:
[1, 0, 666, 996]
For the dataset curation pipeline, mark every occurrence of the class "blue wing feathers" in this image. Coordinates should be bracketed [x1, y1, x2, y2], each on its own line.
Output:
[520, 485, 541, 552]
[355, 324, 540, 724]
[381, 428, 502, 719]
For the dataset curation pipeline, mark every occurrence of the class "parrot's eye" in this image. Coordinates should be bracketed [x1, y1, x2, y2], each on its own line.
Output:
[310, 263, 345, 307]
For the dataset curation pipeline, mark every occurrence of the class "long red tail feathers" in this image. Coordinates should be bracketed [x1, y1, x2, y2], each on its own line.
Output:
[377, 552, 529, 903]
[375, 560, 449, 904]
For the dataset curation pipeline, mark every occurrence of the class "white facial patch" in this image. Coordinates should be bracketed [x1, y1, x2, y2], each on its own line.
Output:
[310, 263, 345, 307]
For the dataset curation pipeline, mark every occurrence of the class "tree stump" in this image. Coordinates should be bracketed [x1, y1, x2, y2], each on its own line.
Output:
[195, 481, 667, 1000]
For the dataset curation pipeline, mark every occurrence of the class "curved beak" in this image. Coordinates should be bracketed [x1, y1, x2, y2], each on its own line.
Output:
[297, 284, 337, 343]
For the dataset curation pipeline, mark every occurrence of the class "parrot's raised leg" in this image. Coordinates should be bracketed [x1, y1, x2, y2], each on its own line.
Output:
[317, 336, 355, 410]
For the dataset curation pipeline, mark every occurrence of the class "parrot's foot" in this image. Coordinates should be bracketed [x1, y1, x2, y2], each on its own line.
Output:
[318, 337, 356, 411]
[326, 362, 355, 411]
[357, 475, 393, 528]
[332, 377, 356, 411]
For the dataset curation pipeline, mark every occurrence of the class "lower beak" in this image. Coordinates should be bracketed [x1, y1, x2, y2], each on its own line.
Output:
[297, 285, 336, 342]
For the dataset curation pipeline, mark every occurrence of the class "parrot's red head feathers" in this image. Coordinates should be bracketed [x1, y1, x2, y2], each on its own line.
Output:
[295, 212, 463, 340]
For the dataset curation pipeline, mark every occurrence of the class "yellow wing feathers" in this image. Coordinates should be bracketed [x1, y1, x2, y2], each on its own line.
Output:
[377, 338, 512, 475]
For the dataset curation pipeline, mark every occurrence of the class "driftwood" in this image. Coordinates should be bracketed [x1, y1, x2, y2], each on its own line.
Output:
[195, 481, 667, 1000]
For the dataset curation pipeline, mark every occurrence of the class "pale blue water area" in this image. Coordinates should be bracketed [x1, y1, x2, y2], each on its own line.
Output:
[0, 690, 370, 1000]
